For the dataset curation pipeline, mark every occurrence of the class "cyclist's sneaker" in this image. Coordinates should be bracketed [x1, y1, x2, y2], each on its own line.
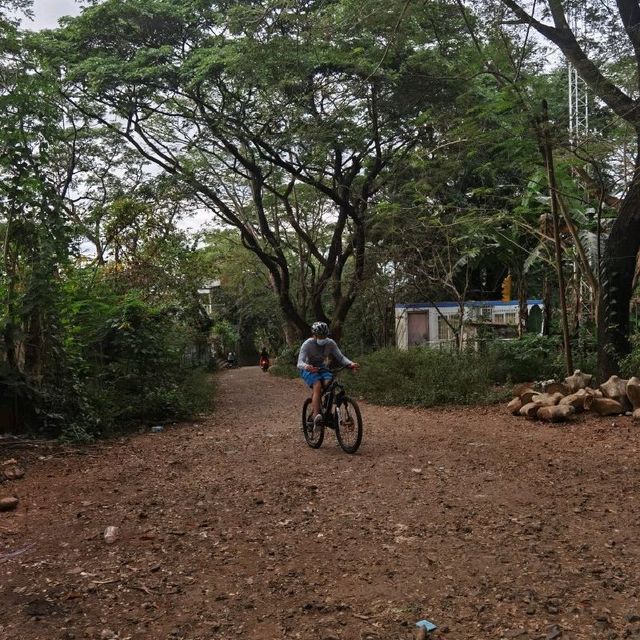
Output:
[314, 414, 323, 428]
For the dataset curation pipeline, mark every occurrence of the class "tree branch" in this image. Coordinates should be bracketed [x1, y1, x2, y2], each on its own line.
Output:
[501, 0, 640, 127]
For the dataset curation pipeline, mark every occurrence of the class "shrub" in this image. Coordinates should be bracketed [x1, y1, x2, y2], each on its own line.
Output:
[271, 333, 597, 411]
[276, 344, 299, 366]
[59, 289, 214, 439]
[484, 334, 562, 383]
[485, 331, 597, 384]
[269, 345, 300, 378]
[342, 346, 507, 407]
[567, 327, 597, 378]
[620, 334, 640, 379]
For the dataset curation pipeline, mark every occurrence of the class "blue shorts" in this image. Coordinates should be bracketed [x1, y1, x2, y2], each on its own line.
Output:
[300, 369, 333, 387]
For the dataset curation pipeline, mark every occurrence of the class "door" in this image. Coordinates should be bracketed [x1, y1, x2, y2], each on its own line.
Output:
[408, 311, 429, 346]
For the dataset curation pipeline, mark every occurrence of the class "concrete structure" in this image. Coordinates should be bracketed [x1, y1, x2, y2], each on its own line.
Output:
[395, 300, 544, 349]
[198, 280, 221, 316]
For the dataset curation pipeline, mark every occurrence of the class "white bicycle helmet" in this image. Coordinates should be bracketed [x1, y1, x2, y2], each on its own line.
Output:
[311, 321, 329, 337]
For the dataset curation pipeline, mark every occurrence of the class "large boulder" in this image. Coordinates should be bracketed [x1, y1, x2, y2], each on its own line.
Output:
[537, 404, 576, 423]
[518, 389, 537, 405]
[530, 392, 564, 407]
[559, 388, 588, 413]
[565, 370, 593, 393]
[519, 402, 542, 418]
[584, 395, 624, 416]
[543, 382, 570, 395]
[626, 377, 640, 411]
[513, 382, 535, 397]
[599, 375, 632, 412]
[507, 398, 523, 415]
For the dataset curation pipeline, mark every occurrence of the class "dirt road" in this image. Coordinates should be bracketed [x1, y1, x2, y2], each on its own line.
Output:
[2, 367, 640, 640]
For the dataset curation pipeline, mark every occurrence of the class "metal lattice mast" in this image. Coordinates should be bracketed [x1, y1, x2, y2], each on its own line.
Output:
[567, 5, 594, 325]
[568, 67, 589, 145]
[567, 8, 589, 147]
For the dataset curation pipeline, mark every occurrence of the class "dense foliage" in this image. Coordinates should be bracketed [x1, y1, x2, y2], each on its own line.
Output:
[58, 272, 214, 439]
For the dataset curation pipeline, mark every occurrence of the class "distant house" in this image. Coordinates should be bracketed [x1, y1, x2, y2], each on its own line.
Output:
[395, 300, 544, 349]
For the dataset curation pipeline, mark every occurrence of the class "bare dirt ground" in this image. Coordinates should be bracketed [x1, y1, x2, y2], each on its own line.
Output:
[2, 367, 640, 640]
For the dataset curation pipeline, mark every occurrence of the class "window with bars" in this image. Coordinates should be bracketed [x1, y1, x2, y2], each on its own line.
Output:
[494, 311, 517, 325]
[437, 314, 459, 341]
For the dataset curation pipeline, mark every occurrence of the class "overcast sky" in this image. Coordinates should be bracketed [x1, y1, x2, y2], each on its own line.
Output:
[25, 0, 82, 30]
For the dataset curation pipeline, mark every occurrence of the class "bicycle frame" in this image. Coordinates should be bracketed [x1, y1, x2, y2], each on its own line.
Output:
[318, 367, 349, 425]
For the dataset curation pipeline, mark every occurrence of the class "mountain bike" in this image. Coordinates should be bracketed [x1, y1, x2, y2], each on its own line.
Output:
[301, 366, 363, 454]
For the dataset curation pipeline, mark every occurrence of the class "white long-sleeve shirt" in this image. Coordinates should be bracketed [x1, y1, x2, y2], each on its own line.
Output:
[296, 338, 353, 371]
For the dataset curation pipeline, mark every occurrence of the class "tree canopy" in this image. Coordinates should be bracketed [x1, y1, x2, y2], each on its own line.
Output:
[36, 0, 483, 340]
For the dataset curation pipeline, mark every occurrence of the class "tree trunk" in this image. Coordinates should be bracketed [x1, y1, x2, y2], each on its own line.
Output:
[542, 274, 552, 337]
[515, 268, 528, 337]
[23, 310, 43, 382]
[283, 319, 304, 347]
[541, 99, 573, 375]
[597, 160, 640, 380]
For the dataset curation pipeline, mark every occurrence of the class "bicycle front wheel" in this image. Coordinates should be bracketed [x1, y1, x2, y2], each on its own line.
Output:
[335, 397, 362, 454]
[302, 397, 324, 449]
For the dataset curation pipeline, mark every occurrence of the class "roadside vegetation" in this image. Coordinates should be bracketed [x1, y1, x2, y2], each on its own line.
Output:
[338, 347, 509, 408]
[270, 334, 601, 409]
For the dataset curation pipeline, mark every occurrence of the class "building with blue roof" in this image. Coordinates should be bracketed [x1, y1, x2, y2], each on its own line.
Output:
[395, 300, 544, 349]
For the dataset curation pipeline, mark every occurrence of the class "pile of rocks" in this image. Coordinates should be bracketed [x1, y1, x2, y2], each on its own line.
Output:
[507, 370, 640, 423]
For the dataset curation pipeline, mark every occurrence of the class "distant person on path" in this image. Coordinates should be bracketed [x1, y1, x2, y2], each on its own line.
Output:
[297, 321, 359, 429]
[226, 351, 238, 368]
[259, 347, 270, 371]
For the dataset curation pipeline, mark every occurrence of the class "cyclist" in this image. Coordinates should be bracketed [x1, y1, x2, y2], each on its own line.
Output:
[297, 321, 359, 430]
[259, 347, 270, 371]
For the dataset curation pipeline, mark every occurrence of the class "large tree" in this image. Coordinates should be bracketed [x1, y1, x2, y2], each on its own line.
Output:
[40, 0, 471, 342]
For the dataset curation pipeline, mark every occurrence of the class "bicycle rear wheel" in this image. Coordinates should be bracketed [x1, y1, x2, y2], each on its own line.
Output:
[302, 397, 324, 448]
[335, 397, 362, 454]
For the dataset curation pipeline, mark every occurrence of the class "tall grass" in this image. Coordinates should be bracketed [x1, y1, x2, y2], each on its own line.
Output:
[272, 346, 509, 407]
[342, 346, 508, 407]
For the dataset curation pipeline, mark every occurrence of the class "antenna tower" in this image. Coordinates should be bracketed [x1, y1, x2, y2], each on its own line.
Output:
[567, 7, 589, 146]
[566, 5, 595, 326]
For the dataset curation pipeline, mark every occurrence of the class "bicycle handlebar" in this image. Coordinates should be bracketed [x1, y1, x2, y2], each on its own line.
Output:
[317, 365, 354, 374]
